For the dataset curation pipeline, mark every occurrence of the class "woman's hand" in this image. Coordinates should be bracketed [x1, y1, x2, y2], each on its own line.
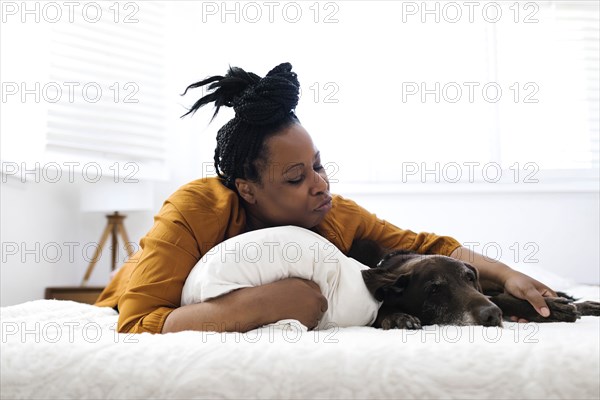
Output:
[502, 270, 557, 322]
[450, 246, 558, 321]
[262, 278, 328, 330]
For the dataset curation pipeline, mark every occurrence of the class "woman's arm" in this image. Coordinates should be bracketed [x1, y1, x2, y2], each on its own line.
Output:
[449, 246, 557, 318]
[324, 196, 557, 320]
[162, 278, 327, 333]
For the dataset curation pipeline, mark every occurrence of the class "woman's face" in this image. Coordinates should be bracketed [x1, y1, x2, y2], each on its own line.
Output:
[237, 123, 331, 230]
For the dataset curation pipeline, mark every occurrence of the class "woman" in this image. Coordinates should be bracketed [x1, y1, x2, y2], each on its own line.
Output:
[95, 62, 556, 334]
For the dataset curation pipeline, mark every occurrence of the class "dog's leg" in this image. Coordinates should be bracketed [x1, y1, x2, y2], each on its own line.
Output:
[489, 293, 583, 323]
[574, 301, 600, 316]
[553, 291, 600, 316]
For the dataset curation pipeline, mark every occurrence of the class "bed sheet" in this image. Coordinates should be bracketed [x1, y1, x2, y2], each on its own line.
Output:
[1, 284, 599, 399]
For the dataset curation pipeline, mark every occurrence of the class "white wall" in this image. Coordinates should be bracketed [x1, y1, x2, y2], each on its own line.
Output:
[342, 190, 599, 285]
[1, 2, 598, 307]
[0, 177, 157, 306]
[2, 172, 598, 307]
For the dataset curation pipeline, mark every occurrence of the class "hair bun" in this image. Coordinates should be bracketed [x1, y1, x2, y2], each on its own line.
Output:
[232, 62, 300, 125]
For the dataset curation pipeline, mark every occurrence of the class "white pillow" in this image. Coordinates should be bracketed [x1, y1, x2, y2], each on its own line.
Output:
[181, 226, 381, 330]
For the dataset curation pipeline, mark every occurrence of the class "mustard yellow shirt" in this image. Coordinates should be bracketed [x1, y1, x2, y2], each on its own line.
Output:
[95, 177, 461, 333]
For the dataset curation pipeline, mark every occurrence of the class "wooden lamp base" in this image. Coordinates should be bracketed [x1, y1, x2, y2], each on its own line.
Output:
[80, 211, 135, 286]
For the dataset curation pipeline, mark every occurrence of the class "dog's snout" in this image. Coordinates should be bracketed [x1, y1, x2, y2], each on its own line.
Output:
[478, 305, 503, 327]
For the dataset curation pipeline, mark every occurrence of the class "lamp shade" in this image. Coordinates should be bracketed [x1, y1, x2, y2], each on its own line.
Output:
[80, 179, 155, 213]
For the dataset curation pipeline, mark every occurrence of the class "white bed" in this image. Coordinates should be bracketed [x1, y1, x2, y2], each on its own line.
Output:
[2, 280, 599, 400]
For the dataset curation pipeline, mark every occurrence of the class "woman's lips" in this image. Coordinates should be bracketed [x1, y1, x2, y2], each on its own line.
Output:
[314, 197, 333, 212]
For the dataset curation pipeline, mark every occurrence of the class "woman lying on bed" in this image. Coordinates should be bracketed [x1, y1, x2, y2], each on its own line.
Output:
[94, 62, 557, 334]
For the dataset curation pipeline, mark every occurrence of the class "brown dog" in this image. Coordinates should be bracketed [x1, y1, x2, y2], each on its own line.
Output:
[349, 240, 600, 329]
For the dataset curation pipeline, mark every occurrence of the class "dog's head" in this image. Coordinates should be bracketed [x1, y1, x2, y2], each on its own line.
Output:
[361, 250, 503, 327]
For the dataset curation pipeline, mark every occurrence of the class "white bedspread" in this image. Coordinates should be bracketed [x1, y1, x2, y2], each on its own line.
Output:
[2, 284, 599, 399]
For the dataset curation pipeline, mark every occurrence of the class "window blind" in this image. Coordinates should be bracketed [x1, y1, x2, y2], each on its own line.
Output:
[44, 2, 168, 180]
[495, 0, 599, 173]
[289, 1, 599, 185]
[4, 1, 596, 186]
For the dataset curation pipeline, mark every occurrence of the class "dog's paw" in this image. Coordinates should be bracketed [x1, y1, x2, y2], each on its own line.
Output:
[380, 313, 422, 330]
[575, 301, 600, 316]
[544, 297, 581, 322]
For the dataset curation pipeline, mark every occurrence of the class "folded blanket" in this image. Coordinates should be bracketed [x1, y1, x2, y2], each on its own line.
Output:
[181, 226, 381, 330]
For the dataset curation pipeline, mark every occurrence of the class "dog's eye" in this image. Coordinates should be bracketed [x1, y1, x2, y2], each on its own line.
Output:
[466, 274, 475, 282]
[428, 284, 441, 295]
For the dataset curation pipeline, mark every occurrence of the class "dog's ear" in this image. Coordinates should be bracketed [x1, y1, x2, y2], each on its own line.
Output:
[464, 263, 483, 293]
[348, 240, 388, 268]
[362, 269, 410, 301]
[378, 274, 411, 301]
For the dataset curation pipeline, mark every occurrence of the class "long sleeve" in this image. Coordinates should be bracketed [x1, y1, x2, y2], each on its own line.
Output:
[95, 177, 246, 334]
[316, 194, 461, 256]
[116, 201, 214, 333]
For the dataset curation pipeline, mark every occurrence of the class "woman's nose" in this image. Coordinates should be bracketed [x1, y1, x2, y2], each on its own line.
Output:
[310, 169, 329, 195]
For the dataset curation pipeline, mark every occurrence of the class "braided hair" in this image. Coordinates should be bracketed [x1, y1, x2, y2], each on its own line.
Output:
[181, 62, 301, 190]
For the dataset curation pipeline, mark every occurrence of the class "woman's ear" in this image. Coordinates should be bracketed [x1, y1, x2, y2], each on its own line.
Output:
[235, 179, 256, 204]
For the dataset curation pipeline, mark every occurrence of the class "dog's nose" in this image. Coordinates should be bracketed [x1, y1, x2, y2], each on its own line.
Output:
[478, 305, 503, 326]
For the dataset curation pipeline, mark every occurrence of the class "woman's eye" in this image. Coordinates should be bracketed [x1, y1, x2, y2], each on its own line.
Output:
[314, 164, 324, 171]
[288, 176, 303, 185]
